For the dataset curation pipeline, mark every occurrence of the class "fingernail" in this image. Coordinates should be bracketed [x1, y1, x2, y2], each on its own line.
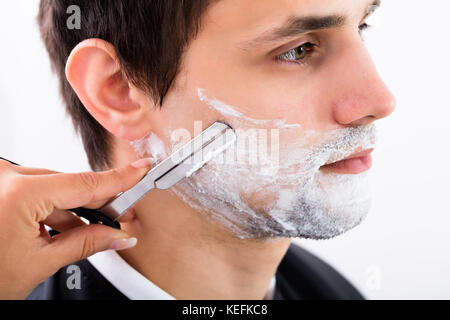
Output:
[110, 237, 138, 251]
[131, 158, 152, 169]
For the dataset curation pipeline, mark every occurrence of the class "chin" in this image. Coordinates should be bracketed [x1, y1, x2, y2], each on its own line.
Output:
[229, 196, 371, 241]
[297, 201, 371, 240]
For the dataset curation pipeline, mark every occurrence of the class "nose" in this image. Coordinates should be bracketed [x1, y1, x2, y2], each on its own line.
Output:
[331, 41, 397, 127]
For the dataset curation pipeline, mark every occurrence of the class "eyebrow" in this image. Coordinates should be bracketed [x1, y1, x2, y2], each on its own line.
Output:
[238, 0, 381, 51]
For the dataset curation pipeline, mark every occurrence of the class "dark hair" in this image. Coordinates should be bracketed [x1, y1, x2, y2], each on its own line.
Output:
[38, 0, 214, 171]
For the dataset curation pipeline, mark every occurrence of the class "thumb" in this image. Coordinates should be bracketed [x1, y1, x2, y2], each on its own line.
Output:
[27, 158, 153, 217]
[43, 224, 137, 270]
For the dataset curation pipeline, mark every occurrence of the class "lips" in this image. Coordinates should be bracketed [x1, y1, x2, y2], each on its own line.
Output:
[320, 148, 374, 174]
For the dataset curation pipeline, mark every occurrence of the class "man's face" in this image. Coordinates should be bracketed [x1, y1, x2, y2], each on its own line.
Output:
[136, 0, 395, 239]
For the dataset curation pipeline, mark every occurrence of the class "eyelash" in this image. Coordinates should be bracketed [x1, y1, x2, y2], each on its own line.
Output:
[274, 23, 372, 66]
[359, 22, 371, 36]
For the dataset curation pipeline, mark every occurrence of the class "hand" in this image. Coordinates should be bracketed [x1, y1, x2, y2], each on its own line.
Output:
[0, 158, 151, 299]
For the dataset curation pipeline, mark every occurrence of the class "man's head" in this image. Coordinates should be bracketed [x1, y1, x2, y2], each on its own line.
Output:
[38, 0, 395, 240]
[38, 0, 216, 171]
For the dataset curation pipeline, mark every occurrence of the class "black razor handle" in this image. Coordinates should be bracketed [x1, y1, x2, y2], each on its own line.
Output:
[0, 157, 121, 230]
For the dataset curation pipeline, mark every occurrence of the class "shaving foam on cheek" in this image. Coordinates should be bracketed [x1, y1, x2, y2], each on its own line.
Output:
[130, 132, 168, 164]
[198, 89, 301, 129]
[169, 90, 377, 240]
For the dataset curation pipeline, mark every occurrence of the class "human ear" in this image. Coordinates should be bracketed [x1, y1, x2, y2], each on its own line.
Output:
[65, 38, 152, 141]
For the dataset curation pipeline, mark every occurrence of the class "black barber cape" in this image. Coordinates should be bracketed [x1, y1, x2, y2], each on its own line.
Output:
[27, 243, 364, 300]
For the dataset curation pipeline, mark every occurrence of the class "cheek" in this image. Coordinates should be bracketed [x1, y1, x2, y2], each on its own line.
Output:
[230, 75, 334, 131]
[280, 84, 337, 132]
[261, 92, 328, 131]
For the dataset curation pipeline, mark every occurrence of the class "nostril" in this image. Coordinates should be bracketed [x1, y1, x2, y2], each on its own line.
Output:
[351, 115, 377, 127]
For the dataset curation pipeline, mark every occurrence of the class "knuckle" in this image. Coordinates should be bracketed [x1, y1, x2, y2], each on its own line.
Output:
[80, 231, 97, 260]
[78, 172, 100, 200]
[3, 176, 26, 200]
[110, 168, 126, 191]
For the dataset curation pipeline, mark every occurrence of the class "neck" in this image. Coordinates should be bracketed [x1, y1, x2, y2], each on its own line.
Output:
[118, 188, 291, 299]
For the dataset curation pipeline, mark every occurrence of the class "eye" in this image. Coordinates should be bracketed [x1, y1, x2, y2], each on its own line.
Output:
[275, 42, 317, 65]
[359, 22, 372, 37]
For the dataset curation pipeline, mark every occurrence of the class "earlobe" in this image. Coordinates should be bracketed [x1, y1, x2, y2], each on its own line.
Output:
[65, 38, 150, 140]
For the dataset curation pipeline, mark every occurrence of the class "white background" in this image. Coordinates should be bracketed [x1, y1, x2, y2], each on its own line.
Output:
[1, 1, 449, 299]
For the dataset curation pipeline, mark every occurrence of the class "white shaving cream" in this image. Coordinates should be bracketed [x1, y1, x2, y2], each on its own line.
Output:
[130, 131, 168, 164]
[198, 89, 301, 129]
